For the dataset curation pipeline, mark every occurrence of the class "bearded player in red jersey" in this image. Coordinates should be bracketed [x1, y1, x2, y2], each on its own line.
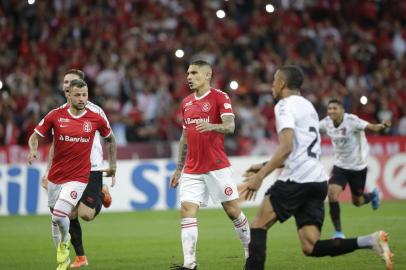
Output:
[170, 60, 250, 270]
[28, 79, 115, 270]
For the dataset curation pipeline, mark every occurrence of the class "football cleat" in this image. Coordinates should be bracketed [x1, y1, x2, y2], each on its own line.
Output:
[331, 231, 346, 239]
[70, 255, 88, 268]
[56, 257, 70, 270]
[371, 230, 393, 270]
[170, 264, 197, 270]
[101, 185, 112, 208]
[57, 234, 70, 264]
[371, 188, 380, 210]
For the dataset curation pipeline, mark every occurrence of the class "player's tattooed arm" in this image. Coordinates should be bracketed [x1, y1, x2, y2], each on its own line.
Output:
[176, 130, 188, 171]
[41, 141, 54, 190]
[105, 133, 117, 171]
[196, 115, 235, 134]
[170, 130, 187, 188]
[27, 132, 40, 165]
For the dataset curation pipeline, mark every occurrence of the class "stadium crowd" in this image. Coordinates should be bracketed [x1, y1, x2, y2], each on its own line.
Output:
[0, 0, 406, 152]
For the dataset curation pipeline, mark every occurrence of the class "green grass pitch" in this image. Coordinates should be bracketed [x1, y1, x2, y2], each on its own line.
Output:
[0, 201, 405, 270]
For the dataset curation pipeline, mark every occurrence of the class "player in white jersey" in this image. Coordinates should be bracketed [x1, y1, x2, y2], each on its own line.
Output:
[240, 66, 392, 270]
[41, 69, 117, 268]
[319, 99, 391, 239]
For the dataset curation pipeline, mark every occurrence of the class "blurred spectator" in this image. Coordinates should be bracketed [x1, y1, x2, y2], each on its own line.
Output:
[0, 0, 405, 152]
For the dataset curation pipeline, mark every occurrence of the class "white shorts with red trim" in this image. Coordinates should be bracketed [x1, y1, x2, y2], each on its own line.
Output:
[48, 181, 87, 208]
[179, 166, 239, 207]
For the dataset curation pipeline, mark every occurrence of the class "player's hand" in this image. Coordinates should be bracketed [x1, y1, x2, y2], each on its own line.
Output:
[243, 163, 265, 177]
[41, 171, 49, 191]
[170, 169, 182, 188]
[103, 167, 116, 187]
[239, 173, 263, 201]
[382, 119, 391, 129]
[196, 121, 213, 133]
[27, 151, 38, 165]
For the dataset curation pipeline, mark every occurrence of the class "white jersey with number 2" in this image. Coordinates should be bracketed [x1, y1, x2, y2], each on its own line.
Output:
[275, 95, 327, 183]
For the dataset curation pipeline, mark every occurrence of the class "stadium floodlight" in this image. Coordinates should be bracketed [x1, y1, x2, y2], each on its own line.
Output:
[216, 10, 226, 19]
[360, 95, 368, 105]
[0, 80, 3, 90]
[28, 0, 35, 4]
[175, 49, 184, 58]
[230, 80, 239, 90]
[265, 4, 275, 13]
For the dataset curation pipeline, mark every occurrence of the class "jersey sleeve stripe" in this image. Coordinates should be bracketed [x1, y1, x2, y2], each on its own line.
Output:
[220, 113, 235, 117]
[34, 129, 45, 137]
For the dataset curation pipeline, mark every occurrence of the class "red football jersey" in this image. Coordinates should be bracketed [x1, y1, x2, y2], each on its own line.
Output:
[35, 106, 112, 184]
[182, 88, 234, 174]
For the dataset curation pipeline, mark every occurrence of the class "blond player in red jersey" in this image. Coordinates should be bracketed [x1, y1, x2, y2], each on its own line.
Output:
[28, 79, 115, 270]
[170, 60, 250, 270]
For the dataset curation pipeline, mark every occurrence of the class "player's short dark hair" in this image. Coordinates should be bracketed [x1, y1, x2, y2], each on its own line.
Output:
[279, 65, 304, 90]
[69, 79, 87, 89]
[64, 69, 85, 79]
[190, 60, 211, 68]
[328, 98, 343, 107]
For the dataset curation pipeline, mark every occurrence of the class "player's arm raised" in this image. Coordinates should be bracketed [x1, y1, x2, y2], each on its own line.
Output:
[103, 132, 117, 187]
[27, 132, 41, 165]
[196, 115, 235, 134]
[365, 119, 391, 133]
[170, 130, 188, 188]
[240, 128, 293, 200]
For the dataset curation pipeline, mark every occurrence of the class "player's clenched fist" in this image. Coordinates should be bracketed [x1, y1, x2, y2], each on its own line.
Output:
[170, 169, 182, 188]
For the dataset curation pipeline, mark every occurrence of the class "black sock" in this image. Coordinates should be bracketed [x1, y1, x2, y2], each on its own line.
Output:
[363, 192, 373, 204]
[310, 238, 358, 257]
[329, 202, 342, 232]
[69, 218, 85, 256]
[245, 228, 267, 270]
[95, 196, 103, 216]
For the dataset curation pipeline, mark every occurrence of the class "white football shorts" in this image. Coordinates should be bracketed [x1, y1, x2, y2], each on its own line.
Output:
[179, 166, 239, 206]
[48, 181, 87, 208]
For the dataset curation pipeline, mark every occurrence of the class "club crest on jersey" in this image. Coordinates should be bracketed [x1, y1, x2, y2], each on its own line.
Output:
[224, 186, 233, 196]
[201, 102, 211, 112]
[341, 128, 346, 135]
[83, 121, 92, 132]
[70, 191, 78, 199]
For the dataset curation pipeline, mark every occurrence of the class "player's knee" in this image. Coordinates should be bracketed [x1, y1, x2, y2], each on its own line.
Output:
[79, 211, 95, 221]
[52, 213, 66, 224]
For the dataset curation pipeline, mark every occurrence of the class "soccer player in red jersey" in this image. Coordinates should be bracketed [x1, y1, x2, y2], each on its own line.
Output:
[28, 79, 115, 270]
[170, 60, 250, 270]
[42, 69, 116, 268]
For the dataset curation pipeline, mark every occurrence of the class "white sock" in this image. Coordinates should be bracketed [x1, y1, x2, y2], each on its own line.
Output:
[51, 221, 61, 247]
[52, 199, 73, 243]
[357, 235, 374, 248]
[232, 212, 251, 258]
[181, 218, 198, 269]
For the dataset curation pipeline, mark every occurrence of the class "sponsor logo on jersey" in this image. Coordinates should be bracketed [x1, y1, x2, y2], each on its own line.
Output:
[185, 116, 210, 125]
[59, 135, 90, 143]
[201, 102, 211, 112]
[70, 191, 78, 199]
[83, 121, 92, 132]
[224, 186, 233, 196]
[185, 101, 193, 107]
[58, 118, 70, 123]
[224, 103, 232, 109]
